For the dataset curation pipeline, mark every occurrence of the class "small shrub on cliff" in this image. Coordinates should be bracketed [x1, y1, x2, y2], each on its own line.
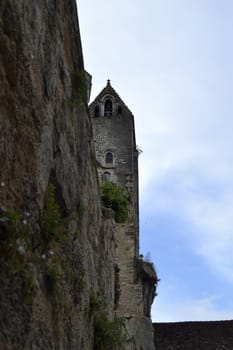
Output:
[114, 264, 121, 310]
[69, 69, 87, 106]
[44, 257, 60, 295]
[101, 181, 129, 223]
[41, 183, 68, 244]
[94, 314, 125, 350]
[89, 290, 125, 350]
[0, 207, 35, 301]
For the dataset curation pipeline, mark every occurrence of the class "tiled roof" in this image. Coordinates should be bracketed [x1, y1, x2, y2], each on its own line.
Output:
[154, 320, 233, 350]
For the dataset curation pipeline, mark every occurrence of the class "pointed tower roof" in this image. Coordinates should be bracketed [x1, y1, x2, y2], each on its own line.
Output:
[90, 80, 133, 115]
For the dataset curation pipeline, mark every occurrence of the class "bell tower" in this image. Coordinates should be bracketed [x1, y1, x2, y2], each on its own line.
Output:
[90, 78, 140, 310]
[90, 80, 157, 349]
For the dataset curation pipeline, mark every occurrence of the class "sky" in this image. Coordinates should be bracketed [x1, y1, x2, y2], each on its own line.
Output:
[77, 0, 233, 322]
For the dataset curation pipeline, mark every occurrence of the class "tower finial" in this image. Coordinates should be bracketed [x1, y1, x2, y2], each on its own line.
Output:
[107, 79, 111, 86]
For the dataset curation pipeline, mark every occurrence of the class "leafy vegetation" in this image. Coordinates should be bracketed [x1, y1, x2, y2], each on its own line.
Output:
[44, 255, 61, 296]
[69, 69, 87, 106]
[0, 208, 35, 302]
[41, 183, 66, 243]
[0, 181, 85, 319]
[101, 181, 129, 223]
[89, 290, 126, 350]
[94, 314, 125, 350]
[114, 264, 121, 310]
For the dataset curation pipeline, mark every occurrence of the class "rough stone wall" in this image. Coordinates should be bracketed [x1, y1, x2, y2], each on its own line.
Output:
[125, 317, 156, 350]
[141, 261, 157, 318]
[90, 83, 142, 317]
[0, 1, 117, 349]
[115, 224, 143, 317]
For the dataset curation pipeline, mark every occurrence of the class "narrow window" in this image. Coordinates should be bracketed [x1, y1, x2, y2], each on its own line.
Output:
[103, 171, 111, 181]
[105, 152, 113, 164]
[104, 99, 112, 116]
[117, 105, 122, 115]
[94, 105, 99, 117]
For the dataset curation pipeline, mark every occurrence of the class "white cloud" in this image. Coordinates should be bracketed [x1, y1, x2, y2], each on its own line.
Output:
[136, 99, 233, 283]
[140, 144, 233, 281]
[78, 0, 233, 320]
[152, 295, 233, 322]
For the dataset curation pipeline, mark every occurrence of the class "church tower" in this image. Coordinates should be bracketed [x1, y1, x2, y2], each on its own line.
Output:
[90, 80, 156, 349]
[90, 79, 139, 207]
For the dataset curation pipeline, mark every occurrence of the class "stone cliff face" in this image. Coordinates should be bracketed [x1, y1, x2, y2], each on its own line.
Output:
[0, 1, 157, 349]
[0, 1, 116, 349]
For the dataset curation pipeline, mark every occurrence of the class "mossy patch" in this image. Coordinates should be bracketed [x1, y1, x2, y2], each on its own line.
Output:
[69, 69, 87, 107]
[101, 181, 129, 223]
[89, 290, 126, 350]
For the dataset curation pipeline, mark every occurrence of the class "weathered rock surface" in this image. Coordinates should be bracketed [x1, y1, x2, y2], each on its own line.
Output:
[125, 317, 155, 350]
[0, 1, 116, 349]
[0, 1, 157, 349]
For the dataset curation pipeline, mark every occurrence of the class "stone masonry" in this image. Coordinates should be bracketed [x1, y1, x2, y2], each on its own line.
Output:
[90, 80, 157, 349]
